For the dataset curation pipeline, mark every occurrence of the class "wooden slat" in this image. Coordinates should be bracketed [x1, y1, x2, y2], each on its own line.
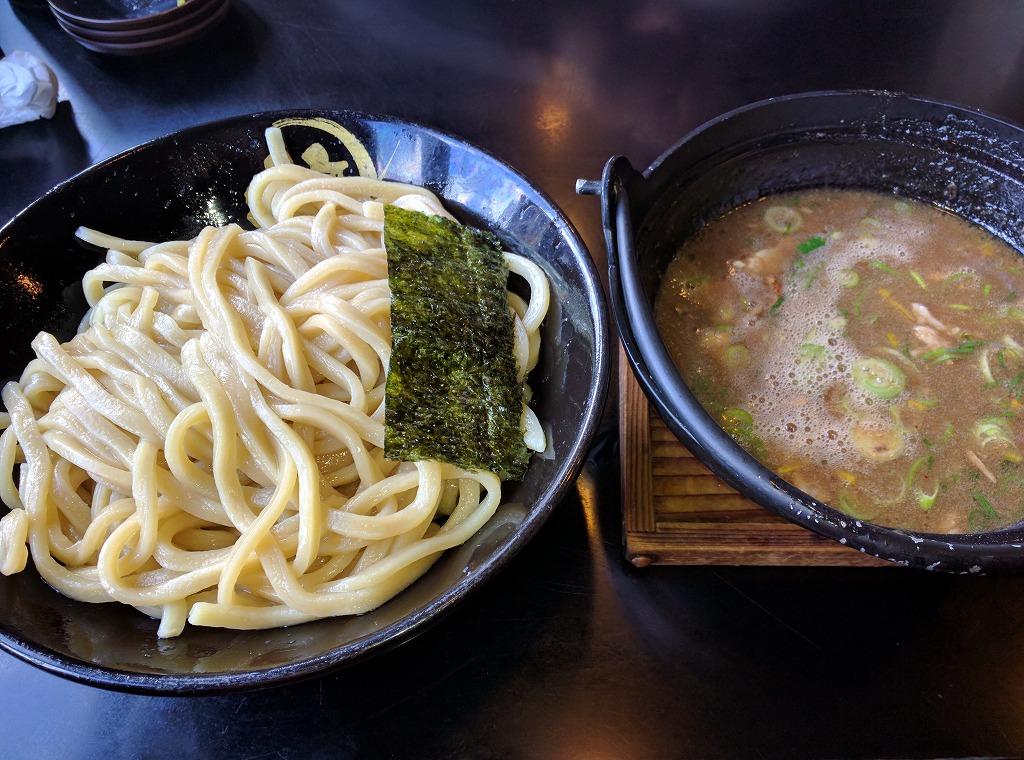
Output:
[619, 351, 656, 534]
[618, 349, 891, 568]
[651, 457, 715, 477]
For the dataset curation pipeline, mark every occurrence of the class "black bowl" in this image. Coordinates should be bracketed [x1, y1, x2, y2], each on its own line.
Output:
[0, 110, 610, 693]
[589, 90, 1024, 573]
[47, 0, 213, 27]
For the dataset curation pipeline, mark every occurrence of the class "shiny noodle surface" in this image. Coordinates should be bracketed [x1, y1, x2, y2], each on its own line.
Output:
[0, 149, 549, 637]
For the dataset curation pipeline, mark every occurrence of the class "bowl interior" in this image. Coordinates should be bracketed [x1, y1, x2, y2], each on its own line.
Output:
[622, 91, 1024, 570]
[636, 92, 1024, 305]
[0, 110, 609, 692]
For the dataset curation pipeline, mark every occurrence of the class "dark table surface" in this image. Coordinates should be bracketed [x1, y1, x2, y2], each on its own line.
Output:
[5, 2, 1024, 758]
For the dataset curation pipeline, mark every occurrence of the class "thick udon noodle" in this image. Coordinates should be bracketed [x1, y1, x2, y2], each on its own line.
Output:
[0, 143, 549, 637]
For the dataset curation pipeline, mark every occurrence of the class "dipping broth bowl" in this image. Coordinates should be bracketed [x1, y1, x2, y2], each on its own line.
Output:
[585, 90, 1024, 573]
[0, 110, 610, 693]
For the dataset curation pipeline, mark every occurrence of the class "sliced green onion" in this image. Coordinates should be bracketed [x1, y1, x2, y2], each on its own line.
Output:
[869, 260, 899, 276]
[764, 206, 802, 234]
[904, 456, 932, 496]
[838, 269, 860, 288]
[870, 474, 908, 506]
[975, 417, 1013, 448]
[922, 422, 954, 448]
[796, 236, 826, 255]
[1012, 372, 1024, 398]
[838, 489, 878, 521]
[920, 348, 957, 364]
[723, 343, 751, 369]
[889, 405, 909, 435]
[721, 407, 754, 432]
[943, 271, 979, 287]
[802, 261, 826, 289]
[851, 420, 905, 462]
[770, 295, 785, 312]
[852, 357, 906, 399]
[920, 339, 986, 364]
[1005, 336, 1024, 353]
[852, 288, 869, 317]
[909, 270, 928, 290]
[720, 407, 766, 459]
[970, 490, 1000, 530]
[916, 486, 939, 511]
[797, 343, 827, 368]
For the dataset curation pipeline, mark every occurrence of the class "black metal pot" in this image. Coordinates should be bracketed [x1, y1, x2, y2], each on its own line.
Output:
[583, 90, 1024, 572]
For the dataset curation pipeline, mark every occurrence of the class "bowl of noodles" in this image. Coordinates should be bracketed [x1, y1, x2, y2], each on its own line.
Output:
[0, 110, 609, 693]
[589, 90, 1024, 572]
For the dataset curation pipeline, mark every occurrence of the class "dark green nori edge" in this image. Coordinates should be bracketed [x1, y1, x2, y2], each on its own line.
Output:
[383, 205, 530, 480]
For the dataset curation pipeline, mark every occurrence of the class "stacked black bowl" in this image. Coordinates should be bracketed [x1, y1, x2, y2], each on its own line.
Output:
[47, 0, 231, 55]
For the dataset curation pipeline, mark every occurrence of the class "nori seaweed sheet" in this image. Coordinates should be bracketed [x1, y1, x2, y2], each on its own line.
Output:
[383, 205, 530, 480]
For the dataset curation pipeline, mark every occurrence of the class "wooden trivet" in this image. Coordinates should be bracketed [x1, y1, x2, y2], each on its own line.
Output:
[618, 350, 890, 568]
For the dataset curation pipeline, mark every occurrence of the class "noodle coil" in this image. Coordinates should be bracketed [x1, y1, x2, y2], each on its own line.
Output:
[0, 141, 549, 637]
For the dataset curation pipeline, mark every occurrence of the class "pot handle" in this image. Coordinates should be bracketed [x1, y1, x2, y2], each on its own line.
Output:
[578, 157, 679, 411]
[576, 156, 645, 298]
[576, 156, 652, 374]
[578, 158, 780, 496]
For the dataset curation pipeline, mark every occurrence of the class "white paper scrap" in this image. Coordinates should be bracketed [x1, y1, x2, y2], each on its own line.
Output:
[0, 50, 59, 129]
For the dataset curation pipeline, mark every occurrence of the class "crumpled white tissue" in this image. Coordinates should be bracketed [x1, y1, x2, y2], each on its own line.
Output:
[0, 50, 60, 129]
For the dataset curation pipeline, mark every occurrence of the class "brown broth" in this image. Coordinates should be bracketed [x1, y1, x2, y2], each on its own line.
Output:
[655, 188, 1024, 534]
